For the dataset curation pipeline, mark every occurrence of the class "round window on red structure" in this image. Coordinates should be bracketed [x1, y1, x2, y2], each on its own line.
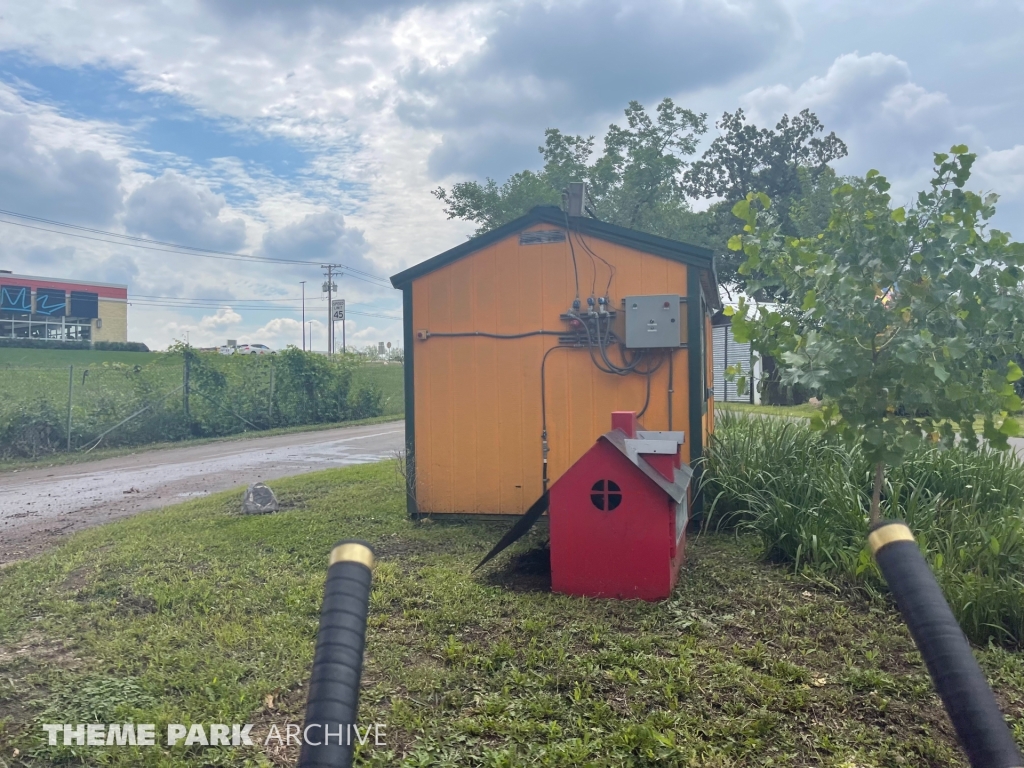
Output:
[590, 479, 622, 511]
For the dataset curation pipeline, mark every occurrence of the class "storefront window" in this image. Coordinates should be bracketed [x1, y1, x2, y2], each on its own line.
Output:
[0, 314, 92, 341]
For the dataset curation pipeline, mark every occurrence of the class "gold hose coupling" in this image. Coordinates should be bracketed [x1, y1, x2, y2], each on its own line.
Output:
[868, 522, 915, 557]
[329, 542, 375, 570]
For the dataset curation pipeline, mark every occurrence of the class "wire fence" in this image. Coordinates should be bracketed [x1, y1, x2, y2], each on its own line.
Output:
[0, 348, 397, 460]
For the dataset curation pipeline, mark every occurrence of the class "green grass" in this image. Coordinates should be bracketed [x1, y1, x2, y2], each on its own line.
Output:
[1, 461, 1021, 766]
[716, 401, 820, 419]
[0, 353, 405, 461]
[715, 399, 1024, 435]
[0, 348, 160, 367]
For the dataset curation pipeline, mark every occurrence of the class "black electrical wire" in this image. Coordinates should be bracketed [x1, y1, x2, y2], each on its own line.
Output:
[595, 312, 646, 375]
[570, 220, 599, 298]
[570, 311, 621, 375]
[637, 369, 653, 419]
[562, 209, 581, 302]
[424, 330, 562, 340]
[0, 209, 393, 285]
[574, 227, 615, 299]
[540, 344, 572, 491]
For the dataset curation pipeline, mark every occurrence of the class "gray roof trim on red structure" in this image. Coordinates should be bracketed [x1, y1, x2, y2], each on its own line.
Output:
[600, 429, 692, 503]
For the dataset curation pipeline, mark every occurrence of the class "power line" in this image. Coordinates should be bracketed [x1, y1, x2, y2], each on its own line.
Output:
[131, 293, 393, 311]
[128, 299, 401, 320]
[0, 208, 394, 286]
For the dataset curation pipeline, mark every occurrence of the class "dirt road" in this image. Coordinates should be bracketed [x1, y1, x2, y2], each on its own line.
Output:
[0, 422, 405, 564]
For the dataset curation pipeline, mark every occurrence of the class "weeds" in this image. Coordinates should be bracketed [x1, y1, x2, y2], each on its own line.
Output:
[1, 461, 1020, 765]
[0, 350, 400, 459]
[702, 410, 1024, 646]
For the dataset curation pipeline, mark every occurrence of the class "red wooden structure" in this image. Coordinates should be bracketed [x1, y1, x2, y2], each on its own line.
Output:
[548, 411, 691, 600]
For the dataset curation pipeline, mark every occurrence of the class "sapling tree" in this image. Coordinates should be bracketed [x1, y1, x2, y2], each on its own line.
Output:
[727, 146, 1024, 524]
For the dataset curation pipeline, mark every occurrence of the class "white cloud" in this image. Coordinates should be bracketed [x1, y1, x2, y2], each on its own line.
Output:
[0, 0, 1020, 350]
[124, 172, 247, 251]
[743, 52, 962, 178]
[0, 110, 123, 225]
[976, 145, 1024, 197]
[259, 211, 365, 262]
[238, 316, 326, 350]
[198, 306, 243, 329]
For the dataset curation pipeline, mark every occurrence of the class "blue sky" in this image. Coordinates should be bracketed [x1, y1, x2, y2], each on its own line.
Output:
[0, 0, 1020, 350]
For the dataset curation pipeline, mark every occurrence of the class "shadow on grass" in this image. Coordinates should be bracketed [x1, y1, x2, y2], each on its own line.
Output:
[482, 543, 552, 593]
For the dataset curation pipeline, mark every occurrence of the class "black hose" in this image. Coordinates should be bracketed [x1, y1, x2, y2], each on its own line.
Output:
[298, 540, 376, 768]
[636, 370, 652, 419]
[667, 350, 674, 430]
[869, 521, 1023, 768]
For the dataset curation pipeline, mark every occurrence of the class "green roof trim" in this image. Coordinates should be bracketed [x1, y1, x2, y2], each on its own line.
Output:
[390, 206, 717, 290]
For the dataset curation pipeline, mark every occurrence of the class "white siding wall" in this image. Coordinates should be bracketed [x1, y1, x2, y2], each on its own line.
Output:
[712, 323, 760, 404]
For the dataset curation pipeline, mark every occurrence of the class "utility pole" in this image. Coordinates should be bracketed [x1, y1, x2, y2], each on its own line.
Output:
[300, 280, 306, 351]
[322, 264, 341, 356]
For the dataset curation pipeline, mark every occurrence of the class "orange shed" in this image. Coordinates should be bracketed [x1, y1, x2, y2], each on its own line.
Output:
[390, 205, 720, 520]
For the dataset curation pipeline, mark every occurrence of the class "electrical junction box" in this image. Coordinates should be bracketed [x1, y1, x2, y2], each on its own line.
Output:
[624, 294, 681, 348]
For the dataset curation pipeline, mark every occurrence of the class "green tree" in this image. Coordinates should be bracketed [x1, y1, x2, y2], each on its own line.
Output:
[432, 99, 708, 237]
[728, 146, 1024, 523]
[685, 109, 849, 288]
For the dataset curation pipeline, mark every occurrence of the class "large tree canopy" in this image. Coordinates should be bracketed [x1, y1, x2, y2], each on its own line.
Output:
[685, 109, 849, 288]
[433, 99, 708, 238]
[433, 99, 849, 293]
[728, 146, 1024, 521]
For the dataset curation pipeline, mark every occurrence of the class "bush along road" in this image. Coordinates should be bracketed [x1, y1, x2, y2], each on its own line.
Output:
[0, 346, 403, 461]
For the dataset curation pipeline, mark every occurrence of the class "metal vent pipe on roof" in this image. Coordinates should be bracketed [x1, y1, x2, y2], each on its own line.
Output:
[566, 182, 587, 217]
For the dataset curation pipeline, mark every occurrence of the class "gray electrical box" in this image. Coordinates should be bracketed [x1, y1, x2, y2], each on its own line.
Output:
[624, 294, 681, 348]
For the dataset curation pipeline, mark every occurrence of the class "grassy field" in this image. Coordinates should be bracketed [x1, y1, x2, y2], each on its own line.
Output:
[715, 401, 820, 419]
[0, 461, 1020, 767]
[715, 400, 1024, 437]
[0, 350, 405, 461]
[0, 348, 160, 367]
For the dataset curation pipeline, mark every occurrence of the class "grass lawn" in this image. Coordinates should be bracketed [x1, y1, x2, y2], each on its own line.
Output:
[0, 348, 160, 367]
[716, 401, 1024, 437]
[716, 401, 820, 419]
[0, 462, 1021, 767]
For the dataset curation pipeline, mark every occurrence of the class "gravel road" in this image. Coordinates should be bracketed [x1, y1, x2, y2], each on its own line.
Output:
[0, 421, 405, 564]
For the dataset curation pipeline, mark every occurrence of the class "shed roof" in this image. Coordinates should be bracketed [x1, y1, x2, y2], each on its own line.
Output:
[390, 206, 720, 307]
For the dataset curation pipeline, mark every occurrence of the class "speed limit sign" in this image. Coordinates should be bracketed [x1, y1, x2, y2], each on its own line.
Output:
[332, 299, 345, 320]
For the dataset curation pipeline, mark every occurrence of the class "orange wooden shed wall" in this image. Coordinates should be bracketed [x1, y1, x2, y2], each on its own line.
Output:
[407, 223, 713, 516]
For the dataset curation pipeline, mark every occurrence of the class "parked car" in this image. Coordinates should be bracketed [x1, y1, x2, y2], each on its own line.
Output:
[235, 343, 274, 355]
[218, 345, 236, 355]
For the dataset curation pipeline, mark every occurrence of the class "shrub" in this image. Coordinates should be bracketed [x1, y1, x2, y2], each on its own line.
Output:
[0, 349, 396, 458]
[0, 338, 91, 350]
[349, 383, 384, 420]
[702, 411, 1024, 647]
[94, 341, 150, 352]
[0, 339, 149, 351]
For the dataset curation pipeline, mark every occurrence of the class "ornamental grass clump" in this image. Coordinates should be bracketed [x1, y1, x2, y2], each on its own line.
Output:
[703, 411, 1024, 647]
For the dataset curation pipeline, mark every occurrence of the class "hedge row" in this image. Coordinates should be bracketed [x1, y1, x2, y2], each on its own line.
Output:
[0, 338, 150, 352]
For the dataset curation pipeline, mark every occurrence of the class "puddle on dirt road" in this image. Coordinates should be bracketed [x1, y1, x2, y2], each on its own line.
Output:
[0, 428, 404, 528]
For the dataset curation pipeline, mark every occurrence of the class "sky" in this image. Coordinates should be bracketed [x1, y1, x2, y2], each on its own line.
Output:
[0, 0, 1021, 351]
